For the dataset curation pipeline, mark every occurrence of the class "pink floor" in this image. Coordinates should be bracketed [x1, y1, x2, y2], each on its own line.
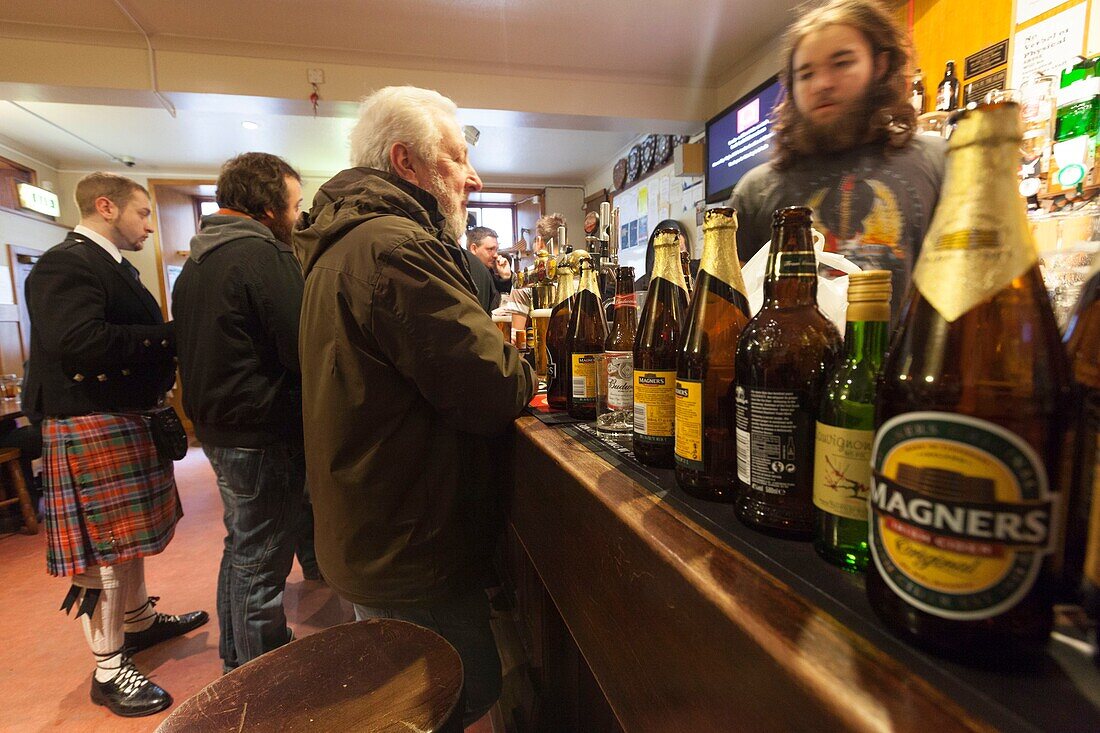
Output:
[0, 446, 493, 732]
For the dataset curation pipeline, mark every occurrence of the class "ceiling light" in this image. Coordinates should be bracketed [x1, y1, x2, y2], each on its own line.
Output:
[242, 121, 260, 130]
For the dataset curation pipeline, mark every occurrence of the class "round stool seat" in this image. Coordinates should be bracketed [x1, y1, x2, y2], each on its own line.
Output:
[157, 619, 464, 732]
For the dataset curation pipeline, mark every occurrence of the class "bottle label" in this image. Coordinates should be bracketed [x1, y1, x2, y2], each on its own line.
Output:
[734, 386, 809, 496]
[633, 370, 676, 442]
[614, 293, 637, 308]
[813, 423, 874, 521]
[870, 412, 1056, 621]
[571, 353, 598, 402]
[605, 351, 633, 410]
[937, 85, 951, 110]
[674, 379, 704, 469]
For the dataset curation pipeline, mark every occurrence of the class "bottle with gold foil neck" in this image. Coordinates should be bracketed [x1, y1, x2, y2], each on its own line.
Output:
[545, 258, 578, 410]
[675, 208, 751, 500]
[633, 227, 689, 467]
[813, 270, 892, 571]
[566, 254, 608, 419]
[868, 103, 1073, 661]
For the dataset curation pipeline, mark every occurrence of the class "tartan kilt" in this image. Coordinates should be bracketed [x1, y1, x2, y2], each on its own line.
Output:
[43, 413, 182, 577]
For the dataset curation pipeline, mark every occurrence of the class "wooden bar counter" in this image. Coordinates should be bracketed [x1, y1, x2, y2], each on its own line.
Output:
[505, 415, 1100, 733]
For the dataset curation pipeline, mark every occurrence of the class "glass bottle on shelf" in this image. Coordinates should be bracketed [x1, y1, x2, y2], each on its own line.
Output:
[675, 207, 751, 501]
[867, 102, 1074, 661]
[633, 228, 689, 468]
[599, 266, 637, 434]
[734, 206, 841, 538]
[812, 270, 891, 570]
[936, 60, 960, 112]
[566, 254, 608, 420]
[911, 69, 925, 114]
[545, 257, 577, 410]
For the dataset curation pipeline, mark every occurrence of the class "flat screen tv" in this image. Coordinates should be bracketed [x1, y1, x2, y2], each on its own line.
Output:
[705, 75, 784, 204]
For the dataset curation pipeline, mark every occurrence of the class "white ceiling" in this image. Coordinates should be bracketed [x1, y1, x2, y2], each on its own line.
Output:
[0, 0, 798, 185]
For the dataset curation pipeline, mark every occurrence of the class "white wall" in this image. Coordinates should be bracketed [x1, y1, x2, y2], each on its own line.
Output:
[542, 186, 586, 240]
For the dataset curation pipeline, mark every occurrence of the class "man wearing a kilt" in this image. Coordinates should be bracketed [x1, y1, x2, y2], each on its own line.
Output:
[24, 172, 208, 718]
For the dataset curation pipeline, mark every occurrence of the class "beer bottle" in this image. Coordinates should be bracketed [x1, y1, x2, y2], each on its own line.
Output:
[600, 266, 637, 434]
[911, 69, 925, 114]
[867, 103, 1074, 660]
[567, 254, 608, 420]
[813, 270, 892, 570]
[633, 228, 689, 467]
[1067, 264, 1100, 625]
[545, 257, 577, 410]
[734, 206, 841, 538]
[675, 208, 751, 500]
[936, 60, 960, 112]
[680, 250, 695, 297]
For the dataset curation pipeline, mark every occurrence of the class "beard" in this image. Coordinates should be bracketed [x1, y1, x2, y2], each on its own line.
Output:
[267, 213, 295, 246]
[793, 93, 874, 156]
[424, 170, 467, 244]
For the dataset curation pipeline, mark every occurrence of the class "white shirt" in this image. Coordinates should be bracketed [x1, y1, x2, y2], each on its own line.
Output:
[73, 224, 123, 264]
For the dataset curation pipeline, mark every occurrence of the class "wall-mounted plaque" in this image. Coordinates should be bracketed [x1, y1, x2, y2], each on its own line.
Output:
[963, 69, 1007, 105]
[965, 40, 1008, 79]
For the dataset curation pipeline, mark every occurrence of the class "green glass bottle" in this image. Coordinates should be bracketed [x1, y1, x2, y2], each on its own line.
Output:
[812, 270, 892, 571]
[1055, 55, 1100, 142]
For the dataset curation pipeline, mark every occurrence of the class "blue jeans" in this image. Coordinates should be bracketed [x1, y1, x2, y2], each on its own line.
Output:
[204, 441, 305, 671]
[353, 587, 500, 726]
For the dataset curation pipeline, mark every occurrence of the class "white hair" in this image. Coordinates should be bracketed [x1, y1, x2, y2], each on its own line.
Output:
[348, 86, 460, 172]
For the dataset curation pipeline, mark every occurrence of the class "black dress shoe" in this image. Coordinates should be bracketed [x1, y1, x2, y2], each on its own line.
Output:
[125, 608, 210, 652]
[90, 657, 172, 717]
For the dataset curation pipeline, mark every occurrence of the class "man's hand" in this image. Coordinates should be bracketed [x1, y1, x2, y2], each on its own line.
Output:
[494, 255, 512, 280]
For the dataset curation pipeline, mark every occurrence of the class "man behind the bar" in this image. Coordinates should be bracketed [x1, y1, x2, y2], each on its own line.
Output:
[25, 172, 207, 717]
[729, 0, 946, 317]
[296, 85, 535, 725]
[172, 152, 308, 673]
[468, 225, 513, 297]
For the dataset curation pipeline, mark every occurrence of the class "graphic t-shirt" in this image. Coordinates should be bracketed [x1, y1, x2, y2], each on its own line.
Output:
[728, 135, 948, 318]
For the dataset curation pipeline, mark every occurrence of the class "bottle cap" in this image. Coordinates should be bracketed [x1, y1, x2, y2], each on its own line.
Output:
[847, 270, 893, 303]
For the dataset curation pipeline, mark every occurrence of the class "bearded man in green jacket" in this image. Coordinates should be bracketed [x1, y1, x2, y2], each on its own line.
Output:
[295, 86, 535, 725]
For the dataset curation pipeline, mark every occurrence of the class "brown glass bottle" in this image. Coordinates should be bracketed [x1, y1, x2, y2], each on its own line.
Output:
[545, 259, 577, 410]
[1066, 265, 1099, 626]
[567, 255, 608, 419]
[867, 103, 1073, 661]
[675, 208, 751, 501]
[600, 266, 637, 433]
[680, 250, 695, 297]
[633, 228, 689, 467]
[734, 206, 841, 538]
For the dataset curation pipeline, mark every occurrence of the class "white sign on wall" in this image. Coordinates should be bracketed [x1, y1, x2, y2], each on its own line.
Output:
[1016, 0, 1071, 25]
[16, 183, 60, 218]
[1011, 2, 1087, 88]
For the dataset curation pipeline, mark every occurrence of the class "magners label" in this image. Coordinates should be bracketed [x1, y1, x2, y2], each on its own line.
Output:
[674, 379, 704, 469]
[571, 353, 597, 403]
[870, 412, 1056, 621]
[633, 370, 676, 442]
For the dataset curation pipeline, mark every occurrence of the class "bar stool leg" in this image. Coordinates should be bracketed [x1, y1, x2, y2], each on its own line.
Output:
[6, 454, 37, 534]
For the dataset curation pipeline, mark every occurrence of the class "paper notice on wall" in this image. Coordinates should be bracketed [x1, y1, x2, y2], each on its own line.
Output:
[1012, 3, 1087, 88]
[1016, 0, 1071, 25]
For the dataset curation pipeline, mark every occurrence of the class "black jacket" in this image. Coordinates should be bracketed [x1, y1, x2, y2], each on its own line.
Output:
[23, 232, 176, 419]
[461, 249, 501, 313]
[172, 213, 303, 447]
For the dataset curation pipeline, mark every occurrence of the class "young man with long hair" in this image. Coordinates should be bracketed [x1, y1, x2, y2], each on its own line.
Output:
[730, 0, 947, 317]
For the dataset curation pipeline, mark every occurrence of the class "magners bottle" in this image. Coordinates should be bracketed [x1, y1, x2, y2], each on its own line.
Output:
[867, 102, 1074, 660]
[735, 206, 841, 537]
[675, 208, 751, 500]
[567, 253, 608, 419]
[545, 257, 577, 410]
[1067, 264, 1100, 626]
[600, 266, 637, 434]
[633, 228, 689, 467]
[813, 270, 892, 570]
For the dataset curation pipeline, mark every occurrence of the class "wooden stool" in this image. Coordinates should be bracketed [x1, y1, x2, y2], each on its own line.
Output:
[156, 619, 465, 733]
[0, 448, 36, 534]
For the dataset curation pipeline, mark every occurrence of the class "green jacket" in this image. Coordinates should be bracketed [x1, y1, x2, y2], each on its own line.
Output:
[295, 167, 535, 607]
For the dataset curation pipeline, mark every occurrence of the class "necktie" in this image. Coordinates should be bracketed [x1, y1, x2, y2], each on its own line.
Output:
[121, 258, 142, 283]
